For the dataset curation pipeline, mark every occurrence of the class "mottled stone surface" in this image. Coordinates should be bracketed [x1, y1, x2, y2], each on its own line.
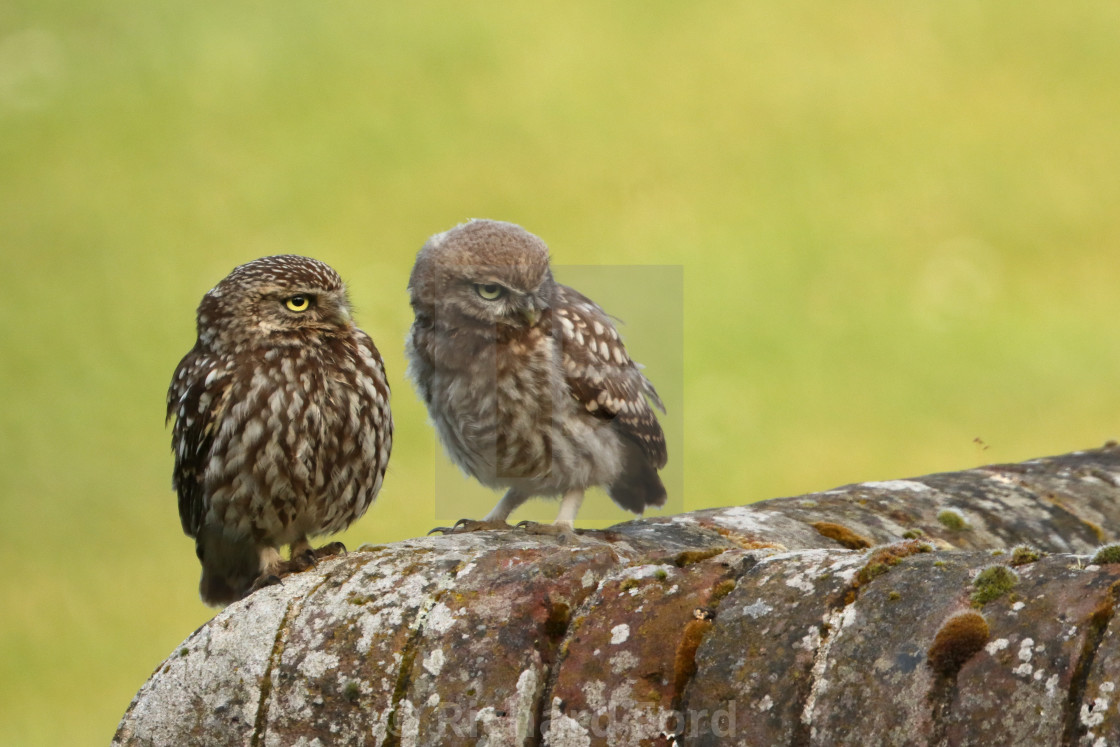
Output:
[115, 445, 1120, 746]
[1082, 575, 1120, 747]
[545, 549, 744, 745]
[686, 548, 870, 746]
[943, 555, 1120, 746]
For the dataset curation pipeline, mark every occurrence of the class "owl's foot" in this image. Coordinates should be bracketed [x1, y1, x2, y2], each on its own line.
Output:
[286, 548, 317, 573]
[428, 519, 513, 535]
[515, 520, 579, 540]
[314, 541, 347, 559]
[249, 573, 283, 594]
[281, 541, 347, 574]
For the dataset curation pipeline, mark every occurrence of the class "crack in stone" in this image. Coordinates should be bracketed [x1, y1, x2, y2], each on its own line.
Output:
[382, 558, 467, 747]
[790, 545, 921, 747]
[792, 601, 848, 747]
[669, 553, 761, 742]
[1061, 579, 1120, 747]
[528, 554, 620, 747]
[249, 573, 332, 747]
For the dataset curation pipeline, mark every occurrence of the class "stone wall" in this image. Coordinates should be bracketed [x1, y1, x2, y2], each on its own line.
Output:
[115, 445, 1120, 746]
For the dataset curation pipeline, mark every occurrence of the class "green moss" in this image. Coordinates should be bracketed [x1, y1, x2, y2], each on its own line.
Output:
[178, 647, 189, 657]
[620, 578, 641, 592]
[1091, 544, 1120, 565]
[888, 590, 901, 601]
[971, 565, 1018, 606]
[855, 540, 933, 587]
[654, 568, 669, 581]
[343, 681, 361, 703]
[937, 508, 968, 531]
[1009, 545, 1043, 566]
[902, 529, 924, 539]
[860, 562, 890, 584]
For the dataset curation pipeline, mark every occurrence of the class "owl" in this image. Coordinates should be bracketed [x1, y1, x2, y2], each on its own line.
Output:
[406, 219, 667, 532]
[167, 255, 392, 606]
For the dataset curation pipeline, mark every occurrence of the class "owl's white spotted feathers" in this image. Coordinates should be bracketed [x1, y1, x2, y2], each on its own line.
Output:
[406, 219, 667, 527]
[167, 255, 392, 606]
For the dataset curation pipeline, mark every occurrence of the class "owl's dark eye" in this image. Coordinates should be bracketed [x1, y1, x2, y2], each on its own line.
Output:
[285, 295, 311, 312]
[475, 283, 505, 301]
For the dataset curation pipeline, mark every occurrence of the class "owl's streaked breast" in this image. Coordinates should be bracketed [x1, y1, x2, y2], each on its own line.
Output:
[409, 315, 623, 495]
[201, 337, 390, 546]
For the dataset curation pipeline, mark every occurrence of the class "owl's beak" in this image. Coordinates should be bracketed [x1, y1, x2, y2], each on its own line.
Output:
[328, 301, 353, 328]
[521, 297, 548, 326]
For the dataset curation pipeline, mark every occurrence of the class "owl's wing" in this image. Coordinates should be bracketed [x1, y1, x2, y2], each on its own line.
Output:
[554, 285, 668, 469]
[167, 348, 229, 538]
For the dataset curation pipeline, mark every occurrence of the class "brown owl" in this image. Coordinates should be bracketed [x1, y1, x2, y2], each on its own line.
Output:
[406, 219, 666, 531]
[167, 255, 392, 606]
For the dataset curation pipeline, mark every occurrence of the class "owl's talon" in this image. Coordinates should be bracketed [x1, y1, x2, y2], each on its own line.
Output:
[428, 519, 512, 535]
[287, 549, 316, 573]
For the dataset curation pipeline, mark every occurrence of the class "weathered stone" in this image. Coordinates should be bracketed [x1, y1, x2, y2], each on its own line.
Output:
[685, 547, 868, 746]
[946, 556, 1120, 746]
[258, 545, 467, 746]
[113, 568, 325, 746]
[545, 548, 746, 745]
[403, 542, 619, 745]
[1081, 576, 1120, 746]
[803, 551, 985, 746]
[114, 445, 1120, 746]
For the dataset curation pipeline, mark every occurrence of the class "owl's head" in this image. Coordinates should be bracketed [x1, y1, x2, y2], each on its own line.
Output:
[197, 255, 354, 350]
[409, 219, 556, 329]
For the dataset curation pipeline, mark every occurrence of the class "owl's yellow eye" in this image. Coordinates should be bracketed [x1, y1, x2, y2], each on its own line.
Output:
[475, 283, 505, 301]
[285, 295, 311, 312]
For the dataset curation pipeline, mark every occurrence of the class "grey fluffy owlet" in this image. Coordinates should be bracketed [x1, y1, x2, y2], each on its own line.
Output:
[167, 255, 392, 606]
[406, 219, 667, 529]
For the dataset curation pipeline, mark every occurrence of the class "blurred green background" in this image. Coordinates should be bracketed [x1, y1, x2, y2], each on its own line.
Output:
[3, 1, 1120, 742]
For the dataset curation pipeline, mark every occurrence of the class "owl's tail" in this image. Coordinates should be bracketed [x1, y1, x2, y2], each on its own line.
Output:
[194, 527, 267, 607]
[608, 437, 668, 514]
